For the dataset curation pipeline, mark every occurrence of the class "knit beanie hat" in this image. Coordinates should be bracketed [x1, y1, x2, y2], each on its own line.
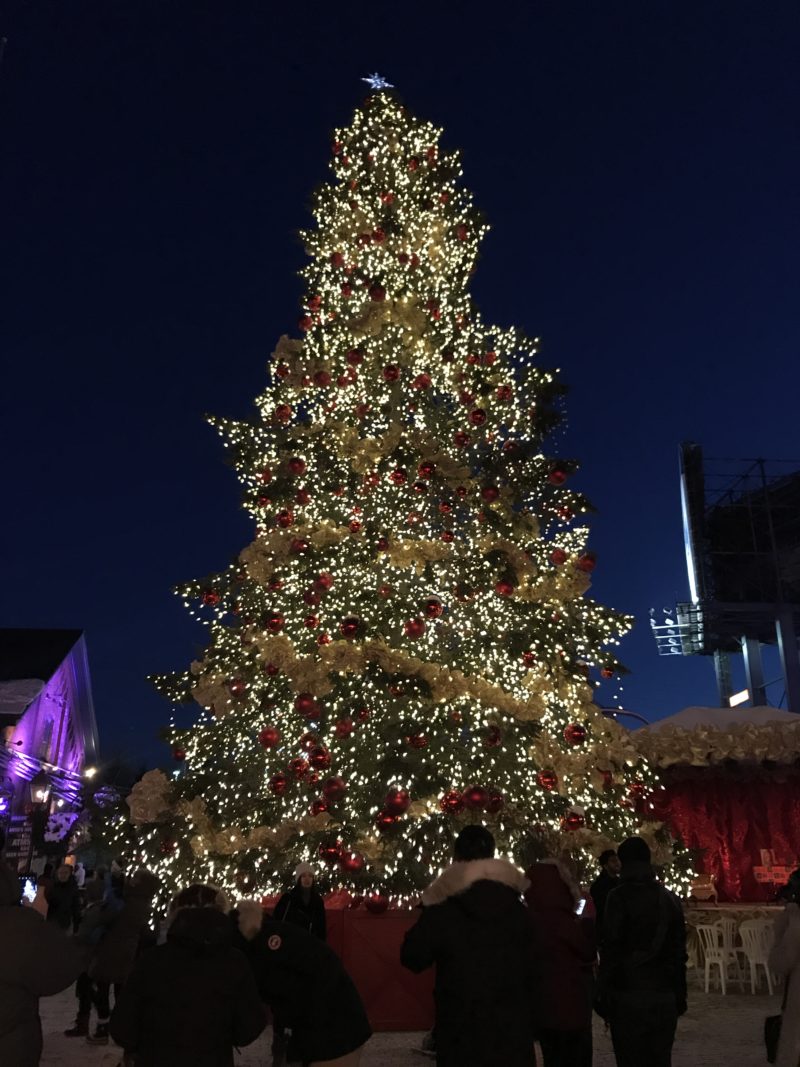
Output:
[295, 862, 314, 880]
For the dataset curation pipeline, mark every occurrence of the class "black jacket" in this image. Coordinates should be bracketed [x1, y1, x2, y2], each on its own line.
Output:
[45, 875, 81, 932]
[401, 858, 537, 1067]
[598, 861, 687, 1013]
[0, 863, 87, 1067]
[109, 907, 266, 1067]
[589, 869, 619, 942]
[273, 884, 327, 940]
[232, 902, 370, 1063]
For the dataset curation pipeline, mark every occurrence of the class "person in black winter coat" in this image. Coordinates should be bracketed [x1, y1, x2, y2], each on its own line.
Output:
[0, 862, 87, 1067]
[597, 836, 687, 1067]
[401, 825, 537, 1067]
[233, 898, 371, 1066]
[109, 883, 266, 1067]
[273, 862, 327, 940]
[589, 849, 620, 945]
[45, 865, 82, 933]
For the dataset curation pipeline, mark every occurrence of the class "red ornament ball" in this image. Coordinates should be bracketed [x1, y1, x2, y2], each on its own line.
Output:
[287, 456, 306, 476]
[413, 373, 432, 389]
[310, 798, 328, 816]
[268, 772, 288, 796]
[469, 408, 487, 426]
[369, 284, 386, 302]
[309, 745, 332, 770]
[408, 733, 429, 749]
[576, 553, 596, 573]
[159, 839, 178, 855]
[258, 726, 280, 749]
[418, 461, 437, 479]
[228, 678, 247, 697]
[276, 509, 294, 528]
[346, 347, 364, 366]
[299, 732, 318, 751]
[441, 531, 455, 543]
[318, 840, 341, 865]
[365, 894, 389, 914]
[563, 810, 585, 831]
[485, 790, 504, 814]
[375, 810, 399, 831]
[483, 726, 502, 748]
[340, 617, 361, 639]
[334, 718, 354, 739]
[314, 572, 334, 592]
[454, 430, 471, 447]
[384, 787, 411, 815]
[274, 404, 293, 424]
[322, 776, 347, 801]
[294, 693, 321, 720]
[356, 706, 371, 723]
[201, 589, 221, 606]
[600, 667, 614, 679]
[304, 614, 320, 629]
[563, 723, 587, 746]
[536, 769, 558, 792]
[496, 384, 513, 402]
[265, 614, 284, 634]
[288, 757, 309, 779]
[455, 223, 468, 241]
[550, 548, 568, 566]
[462, 784, 489, 811]
[522, 651, 537, 667]
[481, 486, 500, 503]
[172, 747, 186, 761]
[495, 579, 515, 597]
[404, 618, 426, 639]
[295, 488, 311, 506]
[390, 468, 408, 486]
[423, 597, 443, 618]
[383, 363, 400, 381]
[548, 466, 568, 486]
[290, 537, 311, 554]
[439, 789, 466, 814]
[339, 850, 365, 874]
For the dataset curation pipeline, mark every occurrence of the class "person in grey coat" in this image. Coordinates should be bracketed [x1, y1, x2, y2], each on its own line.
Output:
[0, 862, 86, 1066]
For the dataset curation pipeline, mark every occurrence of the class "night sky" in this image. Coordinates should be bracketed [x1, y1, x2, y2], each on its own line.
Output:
[3, 2, 799, 768]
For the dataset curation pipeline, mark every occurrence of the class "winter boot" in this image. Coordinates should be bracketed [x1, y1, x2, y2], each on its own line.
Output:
[86, 1021, 110, 1045]
[64, 1015, 89, 1038]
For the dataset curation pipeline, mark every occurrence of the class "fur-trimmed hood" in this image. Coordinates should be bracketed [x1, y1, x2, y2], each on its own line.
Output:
[235, 899, 265, 942]
[421, 858, 529, 907]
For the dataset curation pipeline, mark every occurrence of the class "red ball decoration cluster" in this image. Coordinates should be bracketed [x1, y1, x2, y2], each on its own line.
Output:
[563, 723, 587, 746]
[258, 726, 280, 749]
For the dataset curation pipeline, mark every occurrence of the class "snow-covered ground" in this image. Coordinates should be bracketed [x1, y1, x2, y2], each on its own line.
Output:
[40, 984, 781, 1065]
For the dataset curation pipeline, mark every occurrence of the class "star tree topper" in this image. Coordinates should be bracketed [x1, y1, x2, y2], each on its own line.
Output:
[361, 73, 394, 90]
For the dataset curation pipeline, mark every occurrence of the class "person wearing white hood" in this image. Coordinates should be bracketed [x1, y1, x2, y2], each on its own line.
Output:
[401, 825, 538, 1067]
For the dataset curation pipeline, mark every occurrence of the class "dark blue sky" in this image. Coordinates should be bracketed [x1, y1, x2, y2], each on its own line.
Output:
[3, 1, 799, 766]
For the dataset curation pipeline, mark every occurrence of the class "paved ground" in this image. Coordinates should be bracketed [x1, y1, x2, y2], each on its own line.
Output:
[40, 981, 781, 1066]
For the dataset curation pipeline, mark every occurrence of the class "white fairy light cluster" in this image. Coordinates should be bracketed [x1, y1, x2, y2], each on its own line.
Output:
[114, 91, 693, 904]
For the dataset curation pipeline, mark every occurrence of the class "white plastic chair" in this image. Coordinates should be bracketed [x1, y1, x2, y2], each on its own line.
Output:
[739, 919, 775, 994]
[696, 923, 729, 994]
[713, 916, 745, 989]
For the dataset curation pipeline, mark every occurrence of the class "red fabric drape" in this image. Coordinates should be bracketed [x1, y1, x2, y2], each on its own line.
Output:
[653, 766, 800, 901]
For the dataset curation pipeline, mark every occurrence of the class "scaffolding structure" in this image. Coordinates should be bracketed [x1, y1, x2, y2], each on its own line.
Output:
[650, 443, 800, 711]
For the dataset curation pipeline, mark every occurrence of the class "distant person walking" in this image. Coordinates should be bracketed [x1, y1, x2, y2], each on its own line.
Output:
[589, 849, 620, 943]
[768, 868, 800, 1067]
[401, 825, 537, 1066]
[45, 864, 81, 933]
[597, 836, 687, 1067]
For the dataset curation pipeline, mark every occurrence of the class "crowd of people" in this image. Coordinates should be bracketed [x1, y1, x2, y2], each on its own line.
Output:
[1, 824, 800, 1067]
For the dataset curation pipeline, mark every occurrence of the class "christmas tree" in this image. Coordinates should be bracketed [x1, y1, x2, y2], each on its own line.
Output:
[120, 86, 687, 904]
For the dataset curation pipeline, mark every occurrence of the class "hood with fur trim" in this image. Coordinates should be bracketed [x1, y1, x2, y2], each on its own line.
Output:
[236, 898, 265, 941]
[421, 858, 529, 908]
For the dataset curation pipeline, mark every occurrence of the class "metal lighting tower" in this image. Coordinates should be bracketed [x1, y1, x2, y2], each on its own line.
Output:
[651, 443, 800, 712]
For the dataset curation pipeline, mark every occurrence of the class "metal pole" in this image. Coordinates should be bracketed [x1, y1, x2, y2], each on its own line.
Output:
[742, 636, 767, 705]
[776, 609, 800, 714]
[713, 649, 733, 706]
